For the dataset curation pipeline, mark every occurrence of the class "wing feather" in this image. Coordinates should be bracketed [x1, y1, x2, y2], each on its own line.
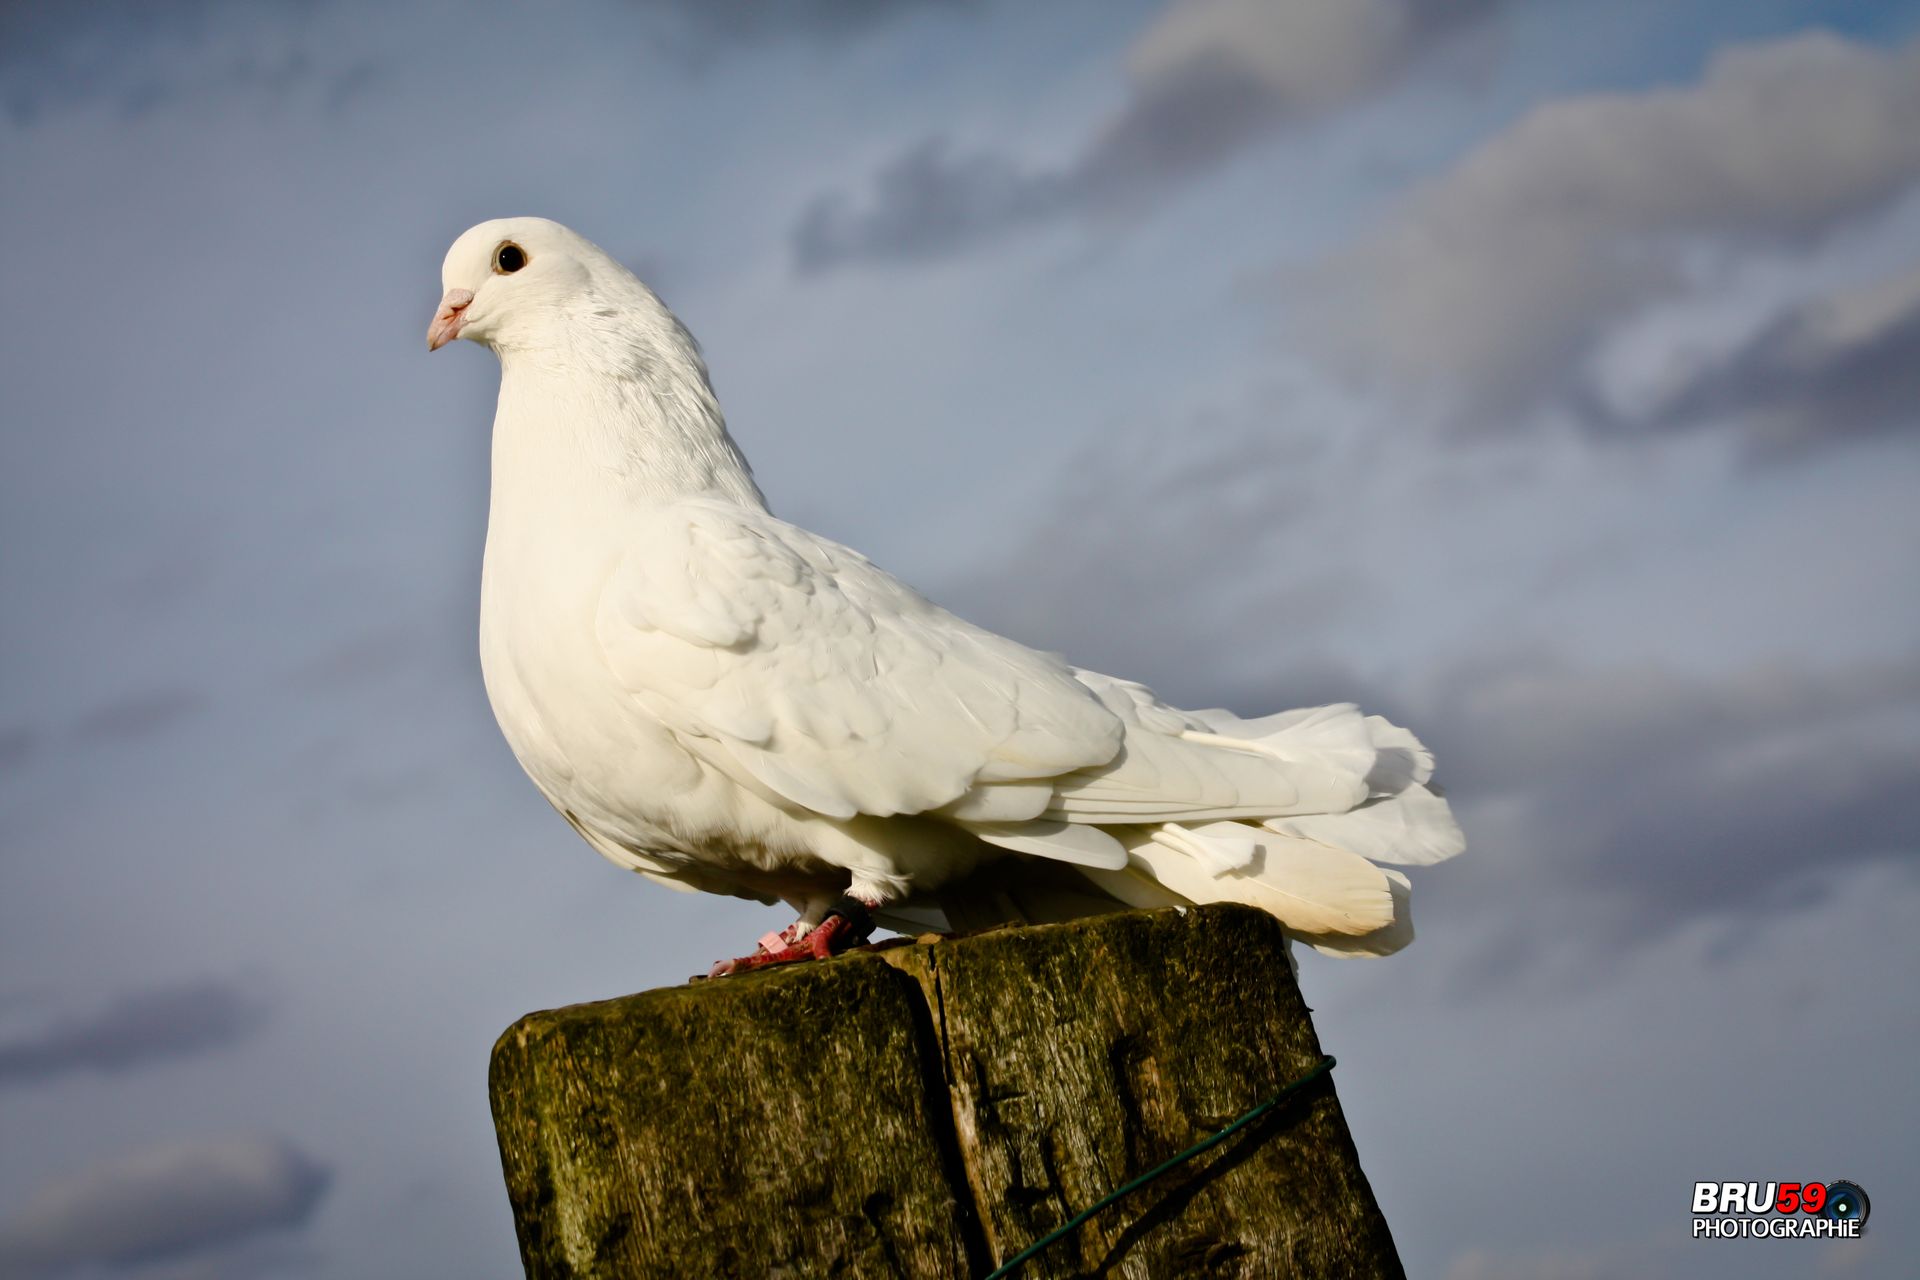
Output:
[594, 500, 1124, 824]
[1045, 671, 1370, 823]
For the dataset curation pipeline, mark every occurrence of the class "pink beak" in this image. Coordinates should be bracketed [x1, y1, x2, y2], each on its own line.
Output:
[427, 288, 475, 351]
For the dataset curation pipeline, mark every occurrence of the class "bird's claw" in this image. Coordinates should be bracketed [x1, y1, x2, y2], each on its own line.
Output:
[704, 897, 877, 978]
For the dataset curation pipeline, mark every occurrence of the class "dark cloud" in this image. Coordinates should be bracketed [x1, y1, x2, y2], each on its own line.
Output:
[0, 981, 265, 1086]
[1422, 652, 1920, 949]
[794, 137, 1073, 269]
[794, 0, 1507, 269]
[0, 0, 976, 122]
[646, 0, 980, 44]
[936, 402, 1350, 701]
[0, 1137, 330, 1275]
[70, 690, 206, 745]
[1303, 31, 1920, 430]
[1592, 261, 1920, 450]
[1072, 55, 1293, 205]
[283, 627, 421, 694]
[559, 0, 997, 73]
[0, 724, 37, 772]
[939, 394, 1919, 960]
[0, 2, 379, 122]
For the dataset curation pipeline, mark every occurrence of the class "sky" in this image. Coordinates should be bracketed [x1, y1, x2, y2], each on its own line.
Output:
[1, 0, 1916, 1276]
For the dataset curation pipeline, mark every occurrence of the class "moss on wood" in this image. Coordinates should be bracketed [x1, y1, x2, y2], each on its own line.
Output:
[491, 906, 1402, 1278]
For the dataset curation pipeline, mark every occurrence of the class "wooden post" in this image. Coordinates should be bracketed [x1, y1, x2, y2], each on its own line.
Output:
[490, 905, 1404, 1278]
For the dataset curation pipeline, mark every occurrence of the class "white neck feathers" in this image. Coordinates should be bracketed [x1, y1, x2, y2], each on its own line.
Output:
[488, 285, 766, 512]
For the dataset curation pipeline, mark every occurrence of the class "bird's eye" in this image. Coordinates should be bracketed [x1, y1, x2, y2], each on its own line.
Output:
[493, 242, 528, 275]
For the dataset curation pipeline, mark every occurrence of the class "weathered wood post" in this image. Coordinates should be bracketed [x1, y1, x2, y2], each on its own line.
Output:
[490, 904, 1404, 1278]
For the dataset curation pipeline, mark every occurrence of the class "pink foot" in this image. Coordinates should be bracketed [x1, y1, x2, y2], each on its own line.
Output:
[706, 897, 877, 978]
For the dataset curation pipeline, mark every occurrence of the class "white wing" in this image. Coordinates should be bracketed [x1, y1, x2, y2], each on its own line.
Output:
[594, 498, 1124, 834]
[592, 500, 1461, 935]
[1046, 675, 1374, 822]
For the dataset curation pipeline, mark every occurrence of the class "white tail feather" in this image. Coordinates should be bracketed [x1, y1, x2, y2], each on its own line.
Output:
[1294, 869, 1415, 957]
[1190, 702, 1377, 778]
[1265, 782, 1464, 866]
[1123, 821, 1394, 936]
[1362, 715, 1434, 794]
[969, 819, 1129, 869]
[1151, 822, 1260, 875]
[938, 696, 1456, 958]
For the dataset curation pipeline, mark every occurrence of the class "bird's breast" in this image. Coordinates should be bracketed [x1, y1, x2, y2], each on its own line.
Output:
[477, 528, 704, 837]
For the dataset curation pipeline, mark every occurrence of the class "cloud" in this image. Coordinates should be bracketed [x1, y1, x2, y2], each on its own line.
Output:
[936, 389, 1374, 699]
[1423, 651, 1920, 951]
[0, 1137, 329, 1275]
[1589, 260, 1920, 450]
[0, 982, 265, 1086]
[1442, 1246, 1617, 1280]
[69, 690, 205, 746]
[646, 0, 980, 45]
[0, 725, 37, 772]
[940, 389, 1920, 957]
[794, 0, 1505, 268]
[793, 138, 1069, 269]
[0, 0, 979, 122]
[0, 2, 376, 122]
[1304, 31, 1920, 427]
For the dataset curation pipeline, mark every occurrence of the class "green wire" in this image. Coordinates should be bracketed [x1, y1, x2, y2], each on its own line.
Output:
[981, 1054, 1337, 1280]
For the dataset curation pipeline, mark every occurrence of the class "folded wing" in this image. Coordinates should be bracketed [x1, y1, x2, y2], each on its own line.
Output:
[594, 500, 1463, 943]
[594, 499, 1126, 851]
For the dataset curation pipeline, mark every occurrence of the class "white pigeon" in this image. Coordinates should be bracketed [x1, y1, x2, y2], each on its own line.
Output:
[429, 217, 1463, 974]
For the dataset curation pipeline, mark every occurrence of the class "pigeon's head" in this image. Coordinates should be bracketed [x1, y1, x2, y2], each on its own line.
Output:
[428, 217, 642, 354]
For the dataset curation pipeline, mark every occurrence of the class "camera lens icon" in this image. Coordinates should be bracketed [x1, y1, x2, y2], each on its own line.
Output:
[1822, 1181, 1869, 1225]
